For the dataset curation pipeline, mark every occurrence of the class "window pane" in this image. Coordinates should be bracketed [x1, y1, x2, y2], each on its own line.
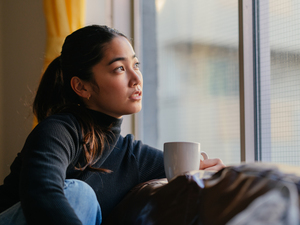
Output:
[141, 0, 240, 165]
[258, 1, 300, 165]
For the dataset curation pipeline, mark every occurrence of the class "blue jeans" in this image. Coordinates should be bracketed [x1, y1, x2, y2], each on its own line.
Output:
[0, 179, 102, 225]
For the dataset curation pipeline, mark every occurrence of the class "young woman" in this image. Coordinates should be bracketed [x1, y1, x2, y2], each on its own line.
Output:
[0, 25, 225, 225]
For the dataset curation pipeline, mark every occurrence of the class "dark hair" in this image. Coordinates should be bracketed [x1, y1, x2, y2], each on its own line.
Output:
[33, 25, 127, 172]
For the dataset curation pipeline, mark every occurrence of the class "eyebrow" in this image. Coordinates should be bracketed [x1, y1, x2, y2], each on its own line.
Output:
[107, 54, 137, 65]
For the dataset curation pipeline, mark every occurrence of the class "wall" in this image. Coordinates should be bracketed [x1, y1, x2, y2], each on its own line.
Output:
[0, 1, 46, 182]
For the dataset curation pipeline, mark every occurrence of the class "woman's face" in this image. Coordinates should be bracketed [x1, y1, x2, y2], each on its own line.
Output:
[84, 36, 143, 118]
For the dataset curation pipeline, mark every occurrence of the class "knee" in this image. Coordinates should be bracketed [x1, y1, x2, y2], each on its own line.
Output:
[64, 179, 102, 224]
[64, 179, 98, 204]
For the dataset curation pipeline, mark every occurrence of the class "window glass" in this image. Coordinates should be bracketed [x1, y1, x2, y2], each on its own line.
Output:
[258, 1, 300, 165]
[141, 0, 240, 165]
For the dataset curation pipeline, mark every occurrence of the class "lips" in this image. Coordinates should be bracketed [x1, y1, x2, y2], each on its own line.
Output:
[129, 89, 142, 100]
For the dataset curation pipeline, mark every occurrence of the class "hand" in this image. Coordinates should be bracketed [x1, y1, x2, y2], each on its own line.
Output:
[199, 158, 225, 172]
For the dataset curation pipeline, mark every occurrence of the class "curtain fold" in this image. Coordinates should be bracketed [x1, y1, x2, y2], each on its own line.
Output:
[43, 0, 85, 70]
[33, 0, 85, 127]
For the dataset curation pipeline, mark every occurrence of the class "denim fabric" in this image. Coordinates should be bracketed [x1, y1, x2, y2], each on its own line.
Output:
[0, 179, 102, 225]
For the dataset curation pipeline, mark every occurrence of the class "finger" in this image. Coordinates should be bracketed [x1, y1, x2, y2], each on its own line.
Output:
[200, 158, 225, 171]
[200, 158, 221, 168]
[204, 164, 225, 172]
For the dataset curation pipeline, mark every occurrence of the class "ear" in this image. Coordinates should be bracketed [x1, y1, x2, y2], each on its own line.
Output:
[70, 76, 91, 99]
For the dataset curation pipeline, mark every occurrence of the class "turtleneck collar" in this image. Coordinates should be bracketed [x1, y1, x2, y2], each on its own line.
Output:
[86, 108, 123, 129]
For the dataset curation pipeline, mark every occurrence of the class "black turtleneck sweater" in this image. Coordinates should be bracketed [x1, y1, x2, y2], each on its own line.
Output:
[0, 110, 165, 225]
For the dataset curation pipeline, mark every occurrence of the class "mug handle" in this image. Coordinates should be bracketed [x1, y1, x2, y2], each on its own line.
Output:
[200, 151, 209, 160]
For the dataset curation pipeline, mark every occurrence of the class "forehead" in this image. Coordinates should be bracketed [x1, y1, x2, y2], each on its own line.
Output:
[102, 36, 135, 61]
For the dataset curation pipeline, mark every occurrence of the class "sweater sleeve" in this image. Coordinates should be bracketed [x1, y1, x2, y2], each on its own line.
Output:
[19, 115, 83, 225]
[131, 138, 166, 183]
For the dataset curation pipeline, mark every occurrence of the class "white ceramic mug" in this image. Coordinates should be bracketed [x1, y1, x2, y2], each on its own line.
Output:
[163, 141, 208, 181]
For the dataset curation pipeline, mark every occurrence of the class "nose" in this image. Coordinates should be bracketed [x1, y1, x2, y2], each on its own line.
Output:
[129, 69, 142, 87]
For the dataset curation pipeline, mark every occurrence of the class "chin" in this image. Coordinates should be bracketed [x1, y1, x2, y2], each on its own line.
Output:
[135, 105, 142, 113]
[126, 106, 142, 115]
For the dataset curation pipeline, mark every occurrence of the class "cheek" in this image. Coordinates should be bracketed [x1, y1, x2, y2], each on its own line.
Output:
[99, 81, 127, 97]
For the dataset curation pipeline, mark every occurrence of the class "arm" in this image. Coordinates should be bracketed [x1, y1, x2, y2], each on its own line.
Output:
[132, 140, 165, 183]
[20, 115, 83, 225]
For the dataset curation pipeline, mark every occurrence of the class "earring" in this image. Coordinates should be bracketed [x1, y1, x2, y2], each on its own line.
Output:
[87, 95, 91, 100]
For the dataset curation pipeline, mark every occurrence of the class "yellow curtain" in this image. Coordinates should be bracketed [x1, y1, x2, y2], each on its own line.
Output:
[43, 0, 86, 69]
[33, 0, 86, 127]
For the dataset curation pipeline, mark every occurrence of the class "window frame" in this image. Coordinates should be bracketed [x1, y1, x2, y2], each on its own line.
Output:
[239, 0, 256, 162]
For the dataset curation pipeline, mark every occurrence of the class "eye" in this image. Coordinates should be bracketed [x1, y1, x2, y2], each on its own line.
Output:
[134, 62, 140, 69]
[114, 66, 125, 73]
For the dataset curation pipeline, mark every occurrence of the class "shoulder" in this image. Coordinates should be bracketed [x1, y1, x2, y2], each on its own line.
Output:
[38, 113, 79, 127]
[22, 113, 83, 162]
[27, 113, 82, 148]
[34, 113, 81, 135]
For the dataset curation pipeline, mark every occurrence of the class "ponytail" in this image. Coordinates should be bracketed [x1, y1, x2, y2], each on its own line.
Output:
[33, 56, 66, 123]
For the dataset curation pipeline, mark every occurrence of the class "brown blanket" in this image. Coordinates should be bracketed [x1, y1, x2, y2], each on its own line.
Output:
[103, 163, 300, 225]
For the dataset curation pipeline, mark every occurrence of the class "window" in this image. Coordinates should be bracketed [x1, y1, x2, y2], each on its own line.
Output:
[139, 0, 300, 166]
